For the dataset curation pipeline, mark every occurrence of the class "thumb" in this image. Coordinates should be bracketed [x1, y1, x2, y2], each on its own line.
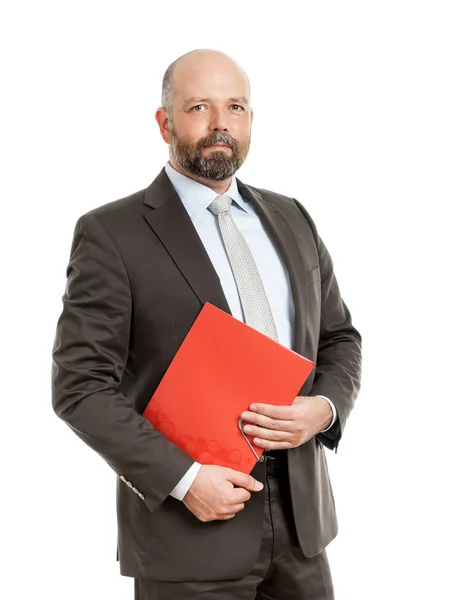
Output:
[225, 469, 264, 492]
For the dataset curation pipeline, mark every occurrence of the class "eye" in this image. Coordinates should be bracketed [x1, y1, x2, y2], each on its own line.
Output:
[231, 104, 245, 111]
[191, 104, 207, 112]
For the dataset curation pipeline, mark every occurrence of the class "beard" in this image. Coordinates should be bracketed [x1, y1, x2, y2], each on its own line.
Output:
[169, 127, 250, 181]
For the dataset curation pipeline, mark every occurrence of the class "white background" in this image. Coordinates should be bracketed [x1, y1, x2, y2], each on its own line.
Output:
[1, 1, 449, 598]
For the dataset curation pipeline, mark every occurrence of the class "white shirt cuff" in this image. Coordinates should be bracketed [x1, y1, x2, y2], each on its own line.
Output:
[315, 395, 337, 433]
[170, 461, 202, 501]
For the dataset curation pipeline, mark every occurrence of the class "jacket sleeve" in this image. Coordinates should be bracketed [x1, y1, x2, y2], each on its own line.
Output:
[51, 213, 194, 512]
[295, 201, 363, 451]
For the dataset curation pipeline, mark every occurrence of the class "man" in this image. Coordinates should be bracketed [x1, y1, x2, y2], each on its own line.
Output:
[52, 49, 362, 599]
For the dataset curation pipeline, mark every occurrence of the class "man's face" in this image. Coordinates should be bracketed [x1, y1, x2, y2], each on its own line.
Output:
[163, 55, 253, 181]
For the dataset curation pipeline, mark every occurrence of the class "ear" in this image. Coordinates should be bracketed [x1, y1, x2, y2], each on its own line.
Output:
[155, 107, 171, 144]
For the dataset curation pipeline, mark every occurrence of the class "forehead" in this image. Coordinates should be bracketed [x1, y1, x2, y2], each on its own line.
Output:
[172, 55, 250, 104]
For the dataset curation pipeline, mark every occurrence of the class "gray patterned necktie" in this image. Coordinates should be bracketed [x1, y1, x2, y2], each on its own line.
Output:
[208, 194, 279, 342]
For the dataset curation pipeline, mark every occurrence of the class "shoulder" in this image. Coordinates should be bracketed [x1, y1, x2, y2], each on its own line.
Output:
[241, 181, 320, 242]
[84, 188, 146, 220]
[71, 189, 146, 242]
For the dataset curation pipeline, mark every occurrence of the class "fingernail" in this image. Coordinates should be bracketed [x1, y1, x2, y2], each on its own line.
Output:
[256, 482, 264, 491]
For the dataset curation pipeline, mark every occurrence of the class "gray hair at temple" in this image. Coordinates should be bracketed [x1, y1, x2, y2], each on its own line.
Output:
[160, 49, 250, 123]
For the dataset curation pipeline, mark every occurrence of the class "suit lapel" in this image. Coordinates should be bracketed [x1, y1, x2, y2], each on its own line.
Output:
[142, 169, 231, 314]
[236, 180, 307, 353]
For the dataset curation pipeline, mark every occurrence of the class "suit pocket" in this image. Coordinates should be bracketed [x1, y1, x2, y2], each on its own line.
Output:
[306, 265, 320, 287]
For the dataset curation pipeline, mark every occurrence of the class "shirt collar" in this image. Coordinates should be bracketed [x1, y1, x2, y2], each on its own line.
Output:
[164, 161, 251, 222]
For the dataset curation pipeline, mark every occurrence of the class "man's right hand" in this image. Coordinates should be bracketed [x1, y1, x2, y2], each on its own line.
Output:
[182, 465, 264, 522]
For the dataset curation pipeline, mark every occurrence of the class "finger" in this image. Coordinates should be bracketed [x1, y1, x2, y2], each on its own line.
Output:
[226, 470, 264, 492]
[243, 424, 293, 441]
[244, 416, 295, 431]
[253, 438, 293, 450]
[231, 488, 252, 503]
[242, 406, 295, 424]
[217, 504, 245, 520]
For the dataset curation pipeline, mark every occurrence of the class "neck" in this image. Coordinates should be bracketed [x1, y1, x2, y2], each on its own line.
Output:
[168, 160, 233, 195]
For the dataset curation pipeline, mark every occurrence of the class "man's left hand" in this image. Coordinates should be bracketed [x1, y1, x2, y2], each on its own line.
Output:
[240, 396, 332, 450]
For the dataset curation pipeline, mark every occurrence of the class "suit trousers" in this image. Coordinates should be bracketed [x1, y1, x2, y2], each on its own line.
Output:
[134, 454, 334, 600]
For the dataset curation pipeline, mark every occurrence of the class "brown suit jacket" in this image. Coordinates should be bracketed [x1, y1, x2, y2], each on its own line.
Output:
[51, 168, 362, 581]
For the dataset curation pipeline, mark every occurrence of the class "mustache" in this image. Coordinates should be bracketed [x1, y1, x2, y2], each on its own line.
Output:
[199, 132, 238, 150]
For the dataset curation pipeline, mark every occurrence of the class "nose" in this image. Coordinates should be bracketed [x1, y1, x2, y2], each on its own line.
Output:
[208, 106, 230, 132]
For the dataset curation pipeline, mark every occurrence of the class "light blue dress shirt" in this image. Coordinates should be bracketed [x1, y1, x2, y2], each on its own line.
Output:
[164, 162, 336, 500]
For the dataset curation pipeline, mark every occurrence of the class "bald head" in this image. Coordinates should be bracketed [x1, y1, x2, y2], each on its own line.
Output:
[161, 49, 250, 118]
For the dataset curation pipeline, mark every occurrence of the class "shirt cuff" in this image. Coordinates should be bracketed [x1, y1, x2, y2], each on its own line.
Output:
[169, 462, 202, 501]
[315, 395, 337, 433]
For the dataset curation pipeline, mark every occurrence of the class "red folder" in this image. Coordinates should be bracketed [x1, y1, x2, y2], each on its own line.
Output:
[143, 302, 314, 474]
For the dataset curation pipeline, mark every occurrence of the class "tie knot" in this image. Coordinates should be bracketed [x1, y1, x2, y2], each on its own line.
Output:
[208, 194, 233, 216]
